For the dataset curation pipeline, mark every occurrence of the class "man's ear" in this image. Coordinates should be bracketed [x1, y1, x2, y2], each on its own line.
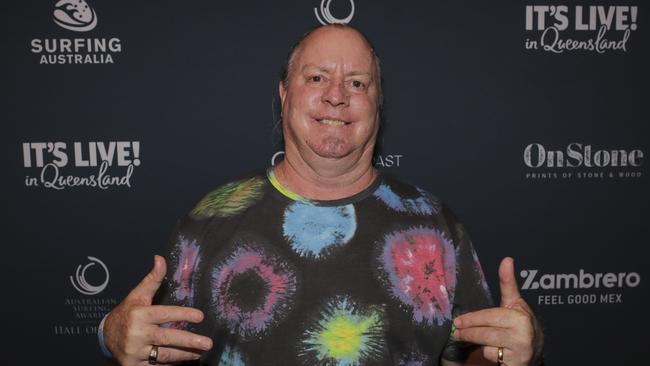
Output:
[278, 81, 287, 106]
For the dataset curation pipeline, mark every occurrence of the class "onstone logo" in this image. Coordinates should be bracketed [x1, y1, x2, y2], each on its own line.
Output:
[70, 256, 109, 295]
[522, 143, 644, 180]
[524, 143, 643, 168]
[520, 269, 640, 290]
[315, 0, 355, 25]
[53, 0, 98, 32]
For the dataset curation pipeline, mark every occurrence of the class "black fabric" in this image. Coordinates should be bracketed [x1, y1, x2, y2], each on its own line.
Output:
[157, 170, 493, 365]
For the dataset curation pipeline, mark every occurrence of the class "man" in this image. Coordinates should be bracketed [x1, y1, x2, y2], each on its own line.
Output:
[101, 25, 542, 365]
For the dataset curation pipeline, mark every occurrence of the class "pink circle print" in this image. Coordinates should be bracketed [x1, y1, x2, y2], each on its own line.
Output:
[380, 227, 457, 326]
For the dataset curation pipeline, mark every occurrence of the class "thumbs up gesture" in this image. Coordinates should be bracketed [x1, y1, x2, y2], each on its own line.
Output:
[452, 258, 543, 366]
[103, 256, 213, 365]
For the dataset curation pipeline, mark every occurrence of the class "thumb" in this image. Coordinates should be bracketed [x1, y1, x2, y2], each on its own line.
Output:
[499, 256, 522, 307]
[128, 255, 167, 305]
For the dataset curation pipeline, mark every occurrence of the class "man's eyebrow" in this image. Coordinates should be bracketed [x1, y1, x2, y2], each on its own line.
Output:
[346, 71, 372, 78]
[301, 64, 372, 77]
[301, 64, 330, 73]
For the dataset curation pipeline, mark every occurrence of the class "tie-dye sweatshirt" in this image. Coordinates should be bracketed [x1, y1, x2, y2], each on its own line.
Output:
[156, 168, 493, 366]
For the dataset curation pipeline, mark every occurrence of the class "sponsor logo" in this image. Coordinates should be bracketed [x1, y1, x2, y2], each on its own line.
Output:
[55, 256, 117, 336]
[524, 5, 638, 53]
[54, 324, 102, 336]
[53, 0, 98, 32]
[22, 140, 141, 190]
[55, 298, 117, 336]
[30, 1, 122, 65]
[521, 269, 640, 290]
[523, 143, 644, 180]
[373, 154, 403, 168]
[270, 151, 404, 169]
[70, 256, 110, 295]
[314, 0, 355, 25]
[520, 268, 641, 306]
[271, 151, 285, 166]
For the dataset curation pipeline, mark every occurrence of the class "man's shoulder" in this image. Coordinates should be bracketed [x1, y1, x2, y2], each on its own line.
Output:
[374, 172, 444, 216]
[379, 173, 441, 202]
[189, 169, 269, 220]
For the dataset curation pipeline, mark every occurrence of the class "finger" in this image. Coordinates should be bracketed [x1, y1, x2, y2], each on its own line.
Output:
[143, 345, 202, 365]
[148, 326, 213, 351]
[454, 307, 526, 329]
[128, 255, 167, 305]
[135, 304, 205, 325]
[482, 345, 511, 365]
[454, 326, 511, 349]
[499, 257, 521, 307]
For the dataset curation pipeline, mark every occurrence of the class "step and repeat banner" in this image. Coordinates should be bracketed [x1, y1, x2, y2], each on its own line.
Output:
[3, 1, 647, 364]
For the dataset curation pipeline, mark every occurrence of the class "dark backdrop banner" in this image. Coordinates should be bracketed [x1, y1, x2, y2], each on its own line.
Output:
[3, 0, 647, 364]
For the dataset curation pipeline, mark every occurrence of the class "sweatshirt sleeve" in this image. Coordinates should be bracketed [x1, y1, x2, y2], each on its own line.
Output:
[441, 205, 495, 362]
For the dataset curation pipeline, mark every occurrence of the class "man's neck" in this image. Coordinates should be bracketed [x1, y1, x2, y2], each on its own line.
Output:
[273, 151, 377, 201]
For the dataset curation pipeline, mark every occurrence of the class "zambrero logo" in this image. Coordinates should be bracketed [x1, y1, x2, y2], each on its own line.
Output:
[53, 0, 98, 32]
[70, 256, 109, 295]
[314, 0, 355, 25]
[521, 268, 640, 306]
[520, 269, 640, 290]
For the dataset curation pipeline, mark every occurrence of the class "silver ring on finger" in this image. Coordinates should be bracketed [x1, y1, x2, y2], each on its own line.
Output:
[148, 345, 159, 365]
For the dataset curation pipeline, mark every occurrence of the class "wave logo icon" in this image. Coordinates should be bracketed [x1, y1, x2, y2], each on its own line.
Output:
[314, 0, 355, 25]
[70, 256, 109, 295]
[53, 0, 98, 32]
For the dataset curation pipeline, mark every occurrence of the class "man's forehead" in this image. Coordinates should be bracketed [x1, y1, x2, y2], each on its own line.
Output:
[294, 27, 375, 71]
[303, 25, 368, 44]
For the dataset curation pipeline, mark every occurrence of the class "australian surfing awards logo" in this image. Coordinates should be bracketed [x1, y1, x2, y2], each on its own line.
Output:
[70, 256, 109, 295]
[30, 1, 123, 64]
[55, 256, 116, 336]
[524, 5, 638, 53]
[314, 0, 355, 25]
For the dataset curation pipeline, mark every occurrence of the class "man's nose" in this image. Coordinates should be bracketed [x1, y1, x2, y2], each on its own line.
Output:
[322, 81, 349, 107]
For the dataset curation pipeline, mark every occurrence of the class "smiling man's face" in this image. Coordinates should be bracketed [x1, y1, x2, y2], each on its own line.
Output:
[280, 26, 380, 165]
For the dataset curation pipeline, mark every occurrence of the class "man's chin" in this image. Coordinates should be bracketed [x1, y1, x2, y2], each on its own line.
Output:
[306, 139, 353, 160]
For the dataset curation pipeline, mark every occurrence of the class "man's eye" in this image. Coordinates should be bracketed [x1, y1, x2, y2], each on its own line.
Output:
[351, 80, 365, 89]
[310, 75, 322, 82]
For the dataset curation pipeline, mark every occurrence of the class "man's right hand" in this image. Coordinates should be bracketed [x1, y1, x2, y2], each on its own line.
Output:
[104, 255, 213, 365]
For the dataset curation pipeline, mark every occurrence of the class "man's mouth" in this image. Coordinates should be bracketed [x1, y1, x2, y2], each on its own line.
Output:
[316, 118, 350, 126]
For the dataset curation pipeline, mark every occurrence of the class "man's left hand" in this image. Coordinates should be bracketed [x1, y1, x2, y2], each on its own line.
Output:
[453, 257, 543, 366]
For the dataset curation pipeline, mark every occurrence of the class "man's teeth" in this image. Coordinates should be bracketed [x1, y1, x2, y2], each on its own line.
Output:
[319, 119, 346, 126]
